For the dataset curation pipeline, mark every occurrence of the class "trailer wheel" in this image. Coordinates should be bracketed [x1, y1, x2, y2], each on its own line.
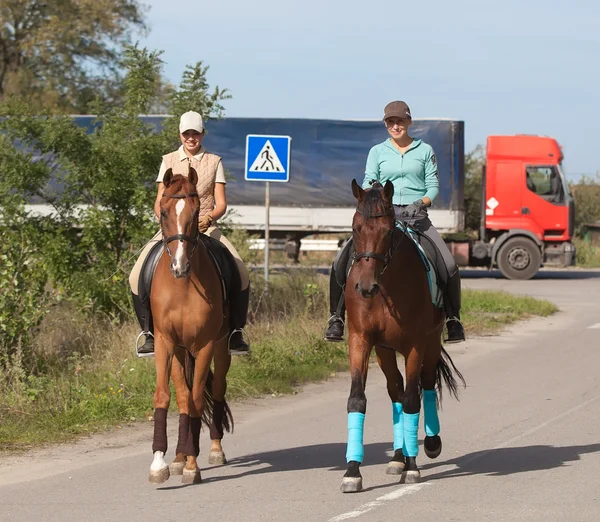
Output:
[496, 237, 541, 280]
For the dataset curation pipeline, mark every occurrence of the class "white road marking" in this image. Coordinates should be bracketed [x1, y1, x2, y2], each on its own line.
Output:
[327, 393, 600, 522]
[327, 484, 430, 522]
[588, 323, 600, 329]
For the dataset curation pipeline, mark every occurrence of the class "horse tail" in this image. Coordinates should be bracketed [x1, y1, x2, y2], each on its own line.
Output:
[184, 351, 231, 431]
[434, 346, 466, 402]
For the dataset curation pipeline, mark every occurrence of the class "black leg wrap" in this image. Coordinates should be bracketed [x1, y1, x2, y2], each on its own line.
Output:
[209, 400, 226, 440]
[152, 407, 168, 454]
[185, 416, 202, 458]
[175, 413, 190, 455]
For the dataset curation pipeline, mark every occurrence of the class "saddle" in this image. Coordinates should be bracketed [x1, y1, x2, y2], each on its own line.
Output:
[138, 235, 241, 311]
[334, 224, 444, 308]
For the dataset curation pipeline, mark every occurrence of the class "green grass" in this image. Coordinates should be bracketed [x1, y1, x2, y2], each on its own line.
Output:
[0, 273, 557, 450]
[574, 237, 600, 268]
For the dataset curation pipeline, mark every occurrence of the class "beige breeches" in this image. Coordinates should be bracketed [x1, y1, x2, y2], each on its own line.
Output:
[129, 226, 250, 295]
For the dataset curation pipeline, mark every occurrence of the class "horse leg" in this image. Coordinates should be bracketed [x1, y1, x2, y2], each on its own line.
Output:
[149, 337, 174, 484]
[168, 349, 190, 475]
[421, 338, 443, 459]
[375, 346, 406, 475]
[401, 346, 426, 484]
[208, 337, 231, 466]
[182, 342, 215, 485]
[341, 337, 372, 493]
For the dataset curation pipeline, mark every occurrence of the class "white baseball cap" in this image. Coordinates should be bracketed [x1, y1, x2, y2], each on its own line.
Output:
[179, 111, 204, 133]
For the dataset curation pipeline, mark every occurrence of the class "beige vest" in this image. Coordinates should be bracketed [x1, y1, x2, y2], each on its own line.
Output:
[162, 150, 221, 216]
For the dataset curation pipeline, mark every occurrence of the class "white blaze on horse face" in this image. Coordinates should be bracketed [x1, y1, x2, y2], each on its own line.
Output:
[173, 199, 187, 269]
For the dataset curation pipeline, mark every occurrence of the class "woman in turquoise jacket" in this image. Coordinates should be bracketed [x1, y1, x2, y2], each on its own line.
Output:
[324, 100, 465, 344]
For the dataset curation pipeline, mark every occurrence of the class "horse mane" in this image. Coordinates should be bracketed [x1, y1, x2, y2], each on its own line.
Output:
[361, 183, 392, 219]
[164, 174, 196, 198]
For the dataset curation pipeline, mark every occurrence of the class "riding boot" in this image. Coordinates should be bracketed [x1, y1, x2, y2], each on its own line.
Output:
[324, 264, 346, 342]
[131, 291, 155, 356]
[229, 285, 250, 355]
[443, 270, 466, 343]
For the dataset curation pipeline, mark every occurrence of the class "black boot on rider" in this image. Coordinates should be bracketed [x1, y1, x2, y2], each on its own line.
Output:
[324, 264, 346, 342]
[443, 270, 466, 343]
[229, 285, 250, 355]
[131, 291, 155, 356]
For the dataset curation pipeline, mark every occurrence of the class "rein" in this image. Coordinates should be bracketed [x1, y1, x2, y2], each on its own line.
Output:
[160, 191, 201, 260]
[352, 206, 402, 273]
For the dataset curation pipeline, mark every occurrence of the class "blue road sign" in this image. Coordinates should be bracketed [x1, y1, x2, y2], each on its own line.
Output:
[245, 134, 291, 182]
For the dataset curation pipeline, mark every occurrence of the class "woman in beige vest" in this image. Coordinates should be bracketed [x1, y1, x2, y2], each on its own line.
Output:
[129, 111, 250, 356]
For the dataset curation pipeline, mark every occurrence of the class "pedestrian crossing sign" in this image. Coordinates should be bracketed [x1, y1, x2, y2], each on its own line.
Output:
[245, 134, 291, 182]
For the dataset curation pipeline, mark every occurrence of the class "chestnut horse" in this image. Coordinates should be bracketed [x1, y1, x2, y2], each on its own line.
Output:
[341, 180, 465, 493]
[148, 168, 233, 485]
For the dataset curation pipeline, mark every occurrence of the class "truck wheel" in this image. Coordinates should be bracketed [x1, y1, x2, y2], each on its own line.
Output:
[496, 237, 541, 280]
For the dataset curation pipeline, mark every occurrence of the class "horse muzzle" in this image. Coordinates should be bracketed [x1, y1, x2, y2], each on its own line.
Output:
[355, 282, 380, 298]
[170, 261, 191, 279]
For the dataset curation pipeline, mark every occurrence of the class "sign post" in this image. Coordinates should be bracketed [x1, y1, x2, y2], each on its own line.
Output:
[245, 134, 292, 291]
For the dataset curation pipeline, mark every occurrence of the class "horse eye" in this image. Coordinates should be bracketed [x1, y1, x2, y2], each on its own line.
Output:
[160, 210, 167, 219]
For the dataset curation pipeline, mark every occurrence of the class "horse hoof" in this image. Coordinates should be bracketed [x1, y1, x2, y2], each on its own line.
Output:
[148, 466, 170, 484]
[169, 461, 186, 475]
[182, 467, 202, 484]
[340, 476, 363, 493]
[424, 435, 442, 459]
[401, 470, 421, 484]
[208, 450, 227, 465]
[386, 460, 405, 475]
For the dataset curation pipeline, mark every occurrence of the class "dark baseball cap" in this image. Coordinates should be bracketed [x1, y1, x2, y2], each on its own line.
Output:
[383, 101, 412, 121]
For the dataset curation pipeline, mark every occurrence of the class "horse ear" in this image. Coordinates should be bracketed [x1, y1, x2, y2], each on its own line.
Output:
[188, 166, 198, 188]
[383, 180, 394, 202]
[351, 179, 365, 202]
[163, 168, 173, 187]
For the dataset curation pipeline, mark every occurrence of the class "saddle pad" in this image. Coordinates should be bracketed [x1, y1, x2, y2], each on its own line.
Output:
[396, 222, 443, 308]
[137, 236, 241, 307]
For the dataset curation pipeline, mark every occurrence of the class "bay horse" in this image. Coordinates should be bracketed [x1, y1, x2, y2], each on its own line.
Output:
[341, 180, 465, 493]
[148, 167, 233, 485]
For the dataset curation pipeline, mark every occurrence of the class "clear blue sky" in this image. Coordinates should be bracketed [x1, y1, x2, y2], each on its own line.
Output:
[140, 0, 599, 179]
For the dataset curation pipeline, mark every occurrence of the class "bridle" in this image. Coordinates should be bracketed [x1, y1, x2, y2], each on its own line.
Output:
[352, 205, 402, 273]
[160, 191, 201, 261]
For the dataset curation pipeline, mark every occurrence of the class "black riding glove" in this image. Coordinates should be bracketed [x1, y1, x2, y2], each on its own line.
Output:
[403, 199, 427, 219]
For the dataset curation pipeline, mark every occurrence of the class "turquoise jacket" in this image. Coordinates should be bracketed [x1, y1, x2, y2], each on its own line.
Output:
[362, 138, 440, 205]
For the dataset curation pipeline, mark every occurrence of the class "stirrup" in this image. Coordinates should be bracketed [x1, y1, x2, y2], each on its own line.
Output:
[228, 328, 250, 355]
[444, 317, 465, 344]
[135, 331, 155, 358]
[326, 314, 345, 328]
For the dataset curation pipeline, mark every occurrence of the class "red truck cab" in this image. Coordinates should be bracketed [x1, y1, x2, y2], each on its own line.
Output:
[480, 135, 576, 279]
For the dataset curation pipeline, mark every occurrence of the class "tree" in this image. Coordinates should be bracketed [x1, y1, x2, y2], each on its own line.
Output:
[0, 44, 231, 337]
[0, 0, 147, 112]
[570, 175, 600, 237]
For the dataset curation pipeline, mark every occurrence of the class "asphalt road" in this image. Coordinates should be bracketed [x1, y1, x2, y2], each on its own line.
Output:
[1, 269, 599, 522]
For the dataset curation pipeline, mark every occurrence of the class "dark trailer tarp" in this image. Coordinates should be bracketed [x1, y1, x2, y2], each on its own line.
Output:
[70, 116, 465, 210]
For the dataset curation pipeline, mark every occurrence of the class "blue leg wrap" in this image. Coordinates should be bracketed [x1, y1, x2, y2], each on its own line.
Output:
[403, 412, 420, 457]
[423, 389, 440, 437]
[392, 402, 404, 451]
[346, 412, 365, 463]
